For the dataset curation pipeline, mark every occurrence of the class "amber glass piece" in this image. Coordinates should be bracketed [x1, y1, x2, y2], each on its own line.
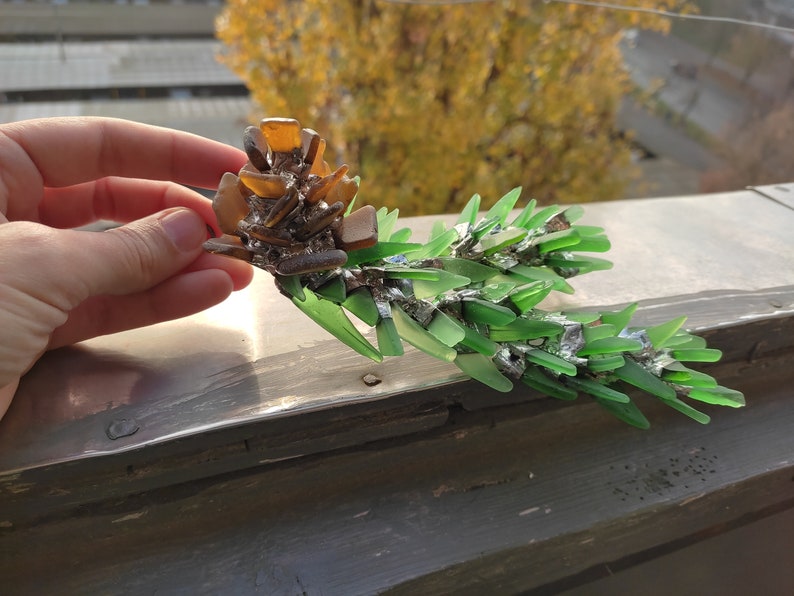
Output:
[203, 234, 253, 262]
[301, 128, 322, 165]
[260, 117, 302, 153]
[240, 222, 293, 247]
[276, 249, 348, 275]
[308, 139, 328, 175]
[305, 165, 349, 204]
[213, 172, 249, 234]
[326, 177, 358, 208]
[298, 201, 346, 239]
[264, 186, 299, 227]
[334, 205, 378, 251]
[243, 125, 270, 171]
[238, 170, 287, 199]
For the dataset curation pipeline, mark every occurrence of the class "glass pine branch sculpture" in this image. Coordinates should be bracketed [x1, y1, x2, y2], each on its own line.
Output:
[204, 118, 744, 429]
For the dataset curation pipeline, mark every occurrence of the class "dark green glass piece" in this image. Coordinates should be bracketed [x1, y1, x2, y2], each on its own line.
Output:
[462, 299, 517, 326]
[565, 376, 630, 403]
[346, 241, 422, 266]
[315, 275, 347, 303]
[487, 318, 564, 342]
[479, 282, 517, 302]
[524, 348, 577, 377]
[660, 396, 711, 425]
[686, 386, 745, 407]
[275, 274, 305, 301]
[576, 336, 644, 357]
[454, 352, 513, 393]
[521, 365, 578, 400]
[376, 316, 404, 356]
[644, 315, 688, 349]
[587, 354, 625, 372]
[459, 324, 500, 357]
[391, 303, 457, 362]
[509, 280, 554, 313]
[671, 348, 723, 362]
[674, 368, 718, 388]
[595, 398, 650, 429]
[291, 289, 382, 362]
[342, 287, 380, 326]
[546, 254, 613, 274]
[523, 205, 563, 231]
[613, 358, 676, 400]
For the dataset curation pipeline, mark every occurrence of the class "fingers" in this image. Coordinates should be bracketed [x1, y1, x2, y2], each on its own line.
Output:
[38, 177, 219, 233]
[1, 117, 247, 190]
[47, 269, 237, 349]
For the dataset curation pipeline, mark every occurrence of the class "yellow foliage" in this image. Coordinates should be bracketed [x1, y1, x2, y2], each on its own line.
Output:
[216, 0, 677, 215]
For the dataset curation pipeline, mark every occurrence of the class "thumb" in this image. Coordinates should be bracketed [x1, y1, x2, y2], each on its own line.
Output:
[75, 207, 209, 298]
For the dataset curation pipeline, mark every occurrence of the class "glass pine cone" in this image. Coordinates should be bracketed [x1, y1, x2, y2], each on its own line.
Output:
[205, 118, 744, 428]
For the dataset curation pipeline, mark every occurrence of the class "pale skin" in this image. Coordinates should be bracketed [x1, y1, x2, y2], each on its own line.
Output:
[0, 117, 255, 420]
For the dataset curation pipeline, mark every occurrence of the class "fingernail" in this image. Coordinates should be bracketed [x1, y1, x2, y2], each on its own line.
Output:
[160, 208, 205, 252]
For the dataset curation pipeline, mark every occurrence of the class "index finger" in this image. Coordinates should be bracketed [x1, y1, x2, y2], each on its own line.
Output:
[1, 116, 247, 190]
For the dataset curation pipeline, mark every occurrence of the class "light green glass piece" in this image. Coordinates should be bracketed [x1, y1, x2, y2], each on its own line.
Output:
[481, 228, 528, 255]
[577, 336, 644, 357]
[508, 265, 575, 294]
[376, 316, 404, 356]
[413, 271, 471, 300]
[566, 376, 630, 403]
[524, 348, 577, 377]
[454, 352, 513, 393]
[291, 289, 382, 362]
[511, 198, 537, 229]
[389, 227, 413, 243]
[671, 348, 723, 362]
[573, 224, 605, 236]
[672, 368, 718, 388]
[595, 398, 650, 430]
[275, 274, 305, 301]
[315, 275, 346, 303]
[582, 323, 617, 343]
[403, 228, 458, 260]
[429, 220, 447, 241]
[563, 311, 602, 324]
[462, 299, 516, 326]
[660, 396, 710, 424]
[488, 318, 564, 342]
[391, 303, 457, 363]
[644, 315, 688, 349]
[562, 204, 585, 223]
[479, 282, 517, 302]
[385, 267, 443, 281]
[660, 367, 692, 383]
[346, 241, 422, 266]
[377, 207, 399, 241]
[524, 205, 563, 231]
[482, 187, 522, 228]
[570, 234, 611, 253]
[537, 229, 581, 254]
[460, 324, 500, 357]
[521, 366, 578, 400]
[426, 311, 467, 347]
[439, 257, 500, 283]
[613, 358, 676, 400]
[508, 280, 554, 313]
[687, 386, 745, 407]
[457, 193, 481, 226]
[600, 303, 639, 332]
[587, 354, 625, 373]
[661, 333, 708, 349]
[546, 254, 613, 274]
[342, 287, 380, 326]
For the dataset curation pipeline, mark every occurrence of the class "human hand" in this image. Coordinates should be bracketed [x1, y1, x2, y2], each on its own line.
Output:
[0, 117, 254, 420]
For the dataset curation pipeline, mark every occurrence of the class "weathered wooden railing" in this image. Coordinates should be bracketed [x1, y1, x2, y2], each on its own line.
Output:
[1, 185, 793, 594]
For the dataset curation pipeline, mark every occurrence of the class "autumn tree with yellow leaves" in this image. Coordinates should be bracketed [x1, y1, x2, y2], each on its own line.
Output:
[216, 0, 679, 215]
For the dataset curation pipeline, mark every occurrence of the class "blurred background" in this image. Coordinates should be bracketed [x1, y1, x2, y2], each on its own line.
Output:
[1, 0, 792, 214]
